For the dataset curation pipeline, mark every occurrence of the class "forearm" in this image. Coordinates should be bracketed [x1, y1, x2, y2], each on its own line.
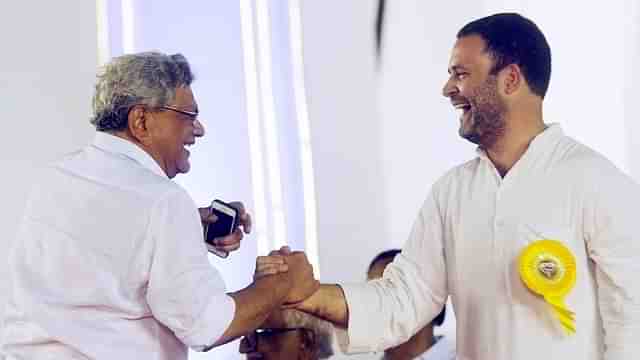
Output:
[296, 284, 349, 328]
[213, 273, 291, 346]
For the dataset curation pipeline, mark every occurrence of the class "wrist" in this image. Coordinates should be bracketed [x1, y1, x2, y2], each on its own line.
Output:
[254, 271, 293, 303]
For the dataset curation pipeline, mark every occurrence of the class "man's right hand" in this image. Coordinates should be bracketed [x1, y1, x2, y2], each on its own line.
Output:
[283, 251, 319, 305]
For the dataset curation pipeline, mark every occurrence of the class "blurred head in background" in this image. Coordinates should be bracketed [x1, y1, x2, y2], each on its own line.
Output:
[368, 249, 447, 359]
[239, 309, 333, 359]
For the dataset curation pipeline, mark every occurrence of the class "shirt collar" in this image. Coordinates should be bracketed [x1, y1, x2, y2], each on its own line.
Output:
[475, 122, 564, 160]
[92, 131, 168, 179]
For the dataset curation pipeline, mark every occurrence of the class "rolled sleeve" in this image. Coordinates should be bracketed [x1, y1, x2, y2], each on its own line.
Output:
[146, 188, 235, 351]
[339, 191, 448, 353]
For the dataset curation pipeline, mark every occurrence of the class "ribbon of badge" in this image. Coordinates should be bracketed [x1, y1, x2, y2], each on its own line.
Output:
[518, 239, 577, 335]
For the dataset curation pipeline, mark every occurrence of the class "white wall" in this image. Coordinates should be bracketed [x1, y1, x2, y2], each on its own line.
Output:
[0, 0, 97, 317]
[300, 0, 390, 285]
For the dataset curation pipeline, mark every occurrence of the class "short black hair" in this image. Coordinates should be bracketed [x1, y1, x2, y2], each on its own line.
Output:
[368, 249, 447, 326]
[457, 13, 551, 98]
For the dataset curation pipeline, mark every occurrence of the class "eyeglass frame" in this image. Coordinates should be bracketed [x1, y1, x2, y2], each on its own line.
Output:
[160, 105, 199, 120]
[242, 327, 315, 352]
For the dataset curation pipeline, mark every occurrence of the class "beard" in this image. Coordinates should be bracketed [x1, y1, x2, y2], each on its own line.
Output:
[458, 76, 506, 148]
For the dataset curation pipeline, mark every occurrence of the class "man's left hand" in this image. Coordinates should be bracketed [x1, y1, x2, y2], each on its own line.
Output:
[198, 201, 252, 256]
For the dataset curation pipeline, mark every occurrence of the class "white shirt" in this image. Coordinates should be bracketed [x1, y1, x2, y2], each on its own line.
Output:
[2, 132, 235, 359]
[340, 124, 640, 360]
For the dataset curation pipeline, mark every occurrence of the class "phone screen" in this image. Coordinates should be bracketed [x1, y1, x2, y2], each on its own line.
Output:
[205, 200, 237, 243]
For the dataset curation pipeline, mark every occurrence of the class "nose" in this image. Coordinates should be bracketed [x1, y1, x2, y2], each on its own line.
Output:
[193, 118, 205, 137]
[442, 76, 458, 98]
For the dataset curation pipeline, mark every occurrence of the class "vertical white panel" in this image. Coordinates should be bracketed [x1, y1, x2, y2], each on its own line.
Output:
[240, 0, 270, 256]
[96, 0, 110, 66]
[288, 0, 320, 277]
[256, 0, 288, 250]
[121, 0, 135, 53]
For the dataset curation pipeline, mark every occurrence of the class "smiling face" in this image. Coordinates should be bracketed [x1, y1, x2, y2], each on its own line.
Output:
[442, 35, 507, 148]
[144, 86, 204, 178]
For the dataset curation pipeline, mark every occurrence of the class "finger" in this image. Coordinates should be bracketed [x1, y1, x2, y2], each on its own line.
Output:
[268, 249, 281, 256]
[278, 246, 292, 255]
[213, 230, 243, 246]
[281, 302, 302, 309]
[198, 207, 218, 223]
[254, 269, 279, 279]
[256, 255, 286, 265]
[257, 263, 288, 271]
[241, 213, 252, 234]
[255, 264, 289, 275]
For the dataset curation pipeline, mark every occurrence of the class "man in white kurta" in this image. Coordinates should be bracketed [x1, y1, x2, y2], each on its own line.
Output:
[342, 124, 640, 359]
[1, 51, 319, 359]
[291, 13, 640, 360]
[2, 132, 235, 359]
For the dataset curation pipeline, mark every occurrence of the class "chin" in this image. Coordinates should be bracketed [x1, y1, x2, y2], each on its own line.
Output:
[176, 162, 191, 175]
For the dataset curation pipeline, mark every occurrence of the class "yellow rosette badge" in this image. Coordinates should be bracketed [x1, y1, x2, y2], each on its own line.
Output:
[518, 239, 576, 335]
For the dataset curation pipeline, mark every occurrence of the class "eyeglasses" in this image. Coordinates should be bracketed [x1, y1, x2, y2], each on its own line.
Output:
[160, 105, 199, 121]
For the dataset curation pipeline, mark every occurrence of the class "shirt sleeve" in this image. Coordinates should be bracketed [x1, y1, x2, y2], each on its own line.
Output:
[145, 188, 235, 351]
[338, 188, 448, 353]
[583, 160, 640, 359]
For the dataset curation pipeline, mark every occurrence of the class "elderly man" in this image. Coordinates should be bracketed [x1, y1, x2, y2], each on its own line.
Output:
[1, 52, 318, 359]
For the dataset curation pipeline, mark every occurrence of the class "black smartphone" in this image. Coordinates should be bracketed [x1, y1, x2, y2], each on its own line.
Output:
[204, 199, 238, 257]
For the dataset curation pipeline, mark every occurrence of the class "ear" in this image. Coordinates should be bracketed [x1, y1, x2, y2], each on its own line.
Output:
[499, 63, 523, 96]
[127, 105, 153, 145]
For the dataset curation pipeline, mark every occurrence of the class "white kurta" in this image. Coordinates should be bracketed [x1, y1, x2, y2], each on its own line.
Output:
[2, 132, 235, 359]
[340, 124, 640, 360]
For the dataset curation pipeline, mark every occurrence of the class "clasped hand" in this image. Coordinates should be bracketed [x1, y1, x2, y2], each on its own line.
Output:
[254, 246, 319, 305]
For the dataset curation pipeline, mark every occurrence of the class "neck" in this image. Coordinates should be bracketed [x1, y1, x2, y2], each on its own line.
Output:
[384, 325, 434, 360]
[111, 130, 169, 176]
[484, 103, 545, 177]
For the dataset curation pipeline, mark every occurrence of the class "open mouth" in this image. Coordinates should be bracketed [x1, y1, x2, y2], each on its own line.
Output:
[183, 142, 194, 155]
[453, 102, 472, 117]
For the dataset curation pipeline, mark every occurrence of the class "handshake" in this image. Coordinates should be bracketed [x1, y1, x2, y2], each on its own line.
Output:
[254, 246, 320, 305]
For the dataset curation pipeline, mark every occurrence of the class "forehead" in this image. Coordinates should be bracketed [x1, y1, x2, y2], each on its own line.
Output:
[448, 35, 493, 71]
[173, 86, 196, 107]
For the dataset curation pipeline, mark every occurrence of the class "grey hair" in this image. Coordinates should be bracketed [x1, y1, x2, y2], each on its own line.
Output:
[281, 310, 334, 359]
[90, 51, 195, 132]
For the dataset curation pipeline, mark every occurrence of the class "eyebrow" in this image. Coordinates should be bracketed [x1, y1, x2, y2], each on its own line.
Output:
[448, 65, 468, 74]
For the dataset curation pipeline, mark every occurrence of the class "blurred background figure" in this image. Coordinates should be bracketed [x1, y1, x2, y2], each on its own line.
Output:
[367, 250, 455, 360]
[239, 309, 333, 360]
